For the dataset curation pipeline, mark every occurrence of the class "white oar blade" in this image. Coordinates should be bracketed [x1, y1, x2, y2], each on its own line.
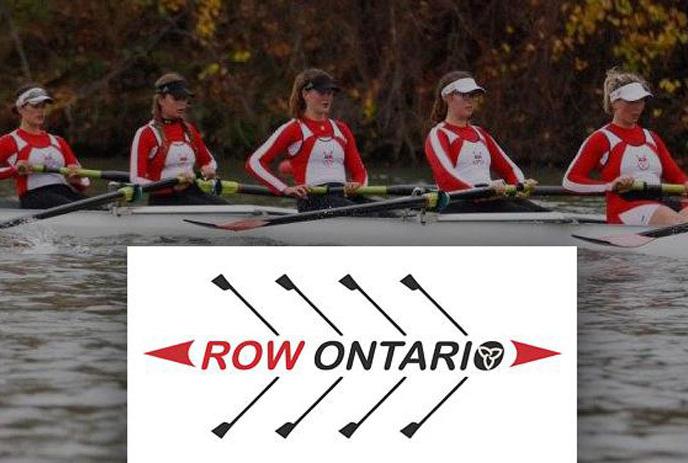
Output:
[572, 233, 654, 248]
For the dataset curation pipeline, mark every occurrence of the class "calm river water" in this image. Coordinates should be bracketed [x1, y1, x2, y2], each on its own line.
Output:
[0, 162, 686, 462]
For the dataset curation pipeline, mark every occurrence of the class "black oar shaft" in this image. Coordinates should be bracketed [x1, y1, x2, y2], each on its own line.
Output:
[293, 376, 343, 426]
[292, 287, 343, 336]
[418, 377, 468, 426]
[212, 376, 279, 438]
[0, 177, 179, 230]
[358, 377, 406, 425]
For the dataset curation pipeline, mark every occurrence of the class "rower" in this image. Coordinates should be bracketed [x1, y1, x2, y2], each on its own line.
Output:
[0, 84, 90, 209]
[563, 68, 688, 225]
[130, 72, 227, 205]
[245, 68, 368, 212]
[424, 71, 545, 213]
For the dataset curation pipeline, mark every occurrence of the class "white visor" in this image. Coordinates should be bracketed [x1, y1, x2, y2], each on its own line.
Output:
[609, 82, 653, 102]
[16, 87, 54, 108]
[441, 78, 485, 97]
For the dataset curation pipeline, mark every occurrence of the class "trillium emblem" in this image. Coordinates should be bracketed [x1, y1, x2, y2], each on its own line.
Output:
[475, 342, 504, 370]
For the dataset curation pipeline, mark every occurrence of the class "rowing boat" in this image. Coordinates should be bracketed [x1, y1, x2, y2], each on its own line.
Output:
[1, 204, 686, 259]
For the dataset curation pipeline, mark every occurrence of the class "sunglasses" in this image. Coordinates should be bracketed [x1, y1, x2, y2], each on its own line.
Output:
[453, 92, 482, 100]
[25, 102, 49, 109]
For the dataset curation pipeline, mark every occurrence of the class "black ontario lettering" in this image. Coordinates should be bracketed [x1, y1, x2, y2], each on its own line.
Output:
[314, 341, 345, 370]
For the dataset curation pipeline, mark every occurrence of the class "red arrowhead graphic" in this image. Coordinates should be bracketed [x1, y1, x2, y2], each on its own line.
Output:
[511, 340, 560, 367]
[145, 340, 195, 367]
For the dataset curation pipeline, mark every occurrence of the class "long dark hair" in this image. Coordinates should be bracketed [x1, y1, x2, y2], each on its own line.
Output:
[288, 68, 334, 118]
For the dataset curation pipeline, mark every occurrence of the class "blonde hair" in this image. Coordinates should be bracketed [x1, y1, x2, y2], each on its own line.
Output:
[603, 68, 650, 114]
[149, 72, 198, 154]
[151, 72, 188, 121]
[288, 68, 334, 118]
[430, 71, 475, 124]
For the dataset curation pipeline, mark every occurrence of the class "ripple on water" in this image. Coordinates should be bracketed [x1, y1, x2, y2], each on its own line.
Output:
[1, 228, 687, 461]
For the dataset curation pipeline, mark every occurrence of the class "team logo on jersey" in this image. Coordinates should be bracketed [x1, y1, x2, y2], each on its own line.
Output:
[471, 150, 485, 166]
[170, 142, 190, 163]
[39, 150, 59, 168]
[322, 150, 335, 167]
[636, 154, 649, 170]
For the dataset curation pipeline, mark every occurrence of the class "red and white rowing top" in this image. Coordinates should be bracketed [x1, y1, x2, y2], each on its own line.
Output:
[130, 120, 217, 184]
[563, 123, 687, 223]
[424, 122, 525, 191]
[0, 128, 87, 197]
[246, 118, 368, 194]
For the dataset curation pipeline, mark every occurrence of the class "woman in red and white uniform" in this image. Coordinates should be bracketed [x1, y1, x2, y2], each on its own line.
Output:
[424, 71, 543, 213]
[563, 69, 688, 225]
[246, 68, 368, 212]
[0, 85, 90, 209]
[130, 72, 227, 205]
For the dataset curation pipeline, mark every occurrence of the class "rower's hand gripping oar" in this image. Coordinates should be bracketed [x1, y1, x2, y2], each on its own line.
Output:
[183, 185, 496, 231]
[0, 177, 180, 230]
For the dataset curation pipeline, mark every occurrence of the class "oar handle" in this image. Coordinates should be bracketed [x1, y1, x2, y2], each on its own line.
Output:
[631, 181, 686, 195]
[505, 182, 686, 197]
[307, 185, 435, 196]
[30, 165, 131, 182]
[196, 180, 436, 197]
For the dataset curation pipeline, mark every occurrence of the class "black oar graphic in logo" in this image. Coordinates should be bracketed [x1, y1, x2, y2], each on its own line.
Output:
[339, 377, 406, 438]
[339, 274, 406, 336]
[212, 274, 280, 336]
[276, 274, 343, 336]
[212, 377, 279, 438]
[400, 274, 468, 336]
[276, 377, 343, 438]
[400, 376, 468, 438]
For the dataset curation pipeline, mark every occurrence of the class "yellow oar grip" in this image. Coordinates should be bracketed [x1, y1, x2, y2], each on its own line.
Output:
[661, 183, 686, 195]
[221, 181, 240, 194]
[425, 192, 439, 209]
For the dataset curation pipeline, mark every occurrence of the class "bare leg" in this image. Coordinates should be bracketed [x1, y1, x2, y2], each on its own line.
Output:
[679, 206, 688, 222]
[648, 205, 683, 225]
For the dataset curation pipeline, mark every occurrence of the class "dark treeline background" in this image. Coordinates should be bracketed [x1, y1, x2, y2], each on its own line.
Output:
[0, 0, 686, 168]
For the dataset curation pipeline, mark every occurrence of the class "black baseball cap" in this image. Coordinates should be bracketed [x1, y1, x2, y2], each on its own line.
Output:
[303, 74, 341, 93]
[156, 79, 194, 98]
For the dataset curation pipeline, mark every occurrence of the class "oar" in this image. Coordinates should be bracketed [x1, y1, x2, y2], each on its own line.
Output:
[400, 376, 469, 438]
[211, 376, 279, 438]
[195, 180, 435, 198]
[525, 182, 686, 197]
[275, 376, 343, 438]
[31, 165, 131, 182]
[339, 274, 406, 336]
[573, 220, 688, 248]
[0, 177, 180, 230]
[183, 186, 496, 231]
[275, 274, 343, 336]
[400, 274, 468, 336]
[339, 377, 406, 438]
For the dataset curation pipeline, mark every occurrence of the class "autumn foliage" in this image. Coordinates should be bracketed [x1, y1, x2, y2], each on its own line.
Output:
[0, 0, 686, 167]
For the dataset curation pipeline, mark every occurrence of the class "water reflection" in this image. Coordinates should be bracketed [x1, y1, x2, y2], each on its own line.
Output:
[1, 212, 687, 462]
